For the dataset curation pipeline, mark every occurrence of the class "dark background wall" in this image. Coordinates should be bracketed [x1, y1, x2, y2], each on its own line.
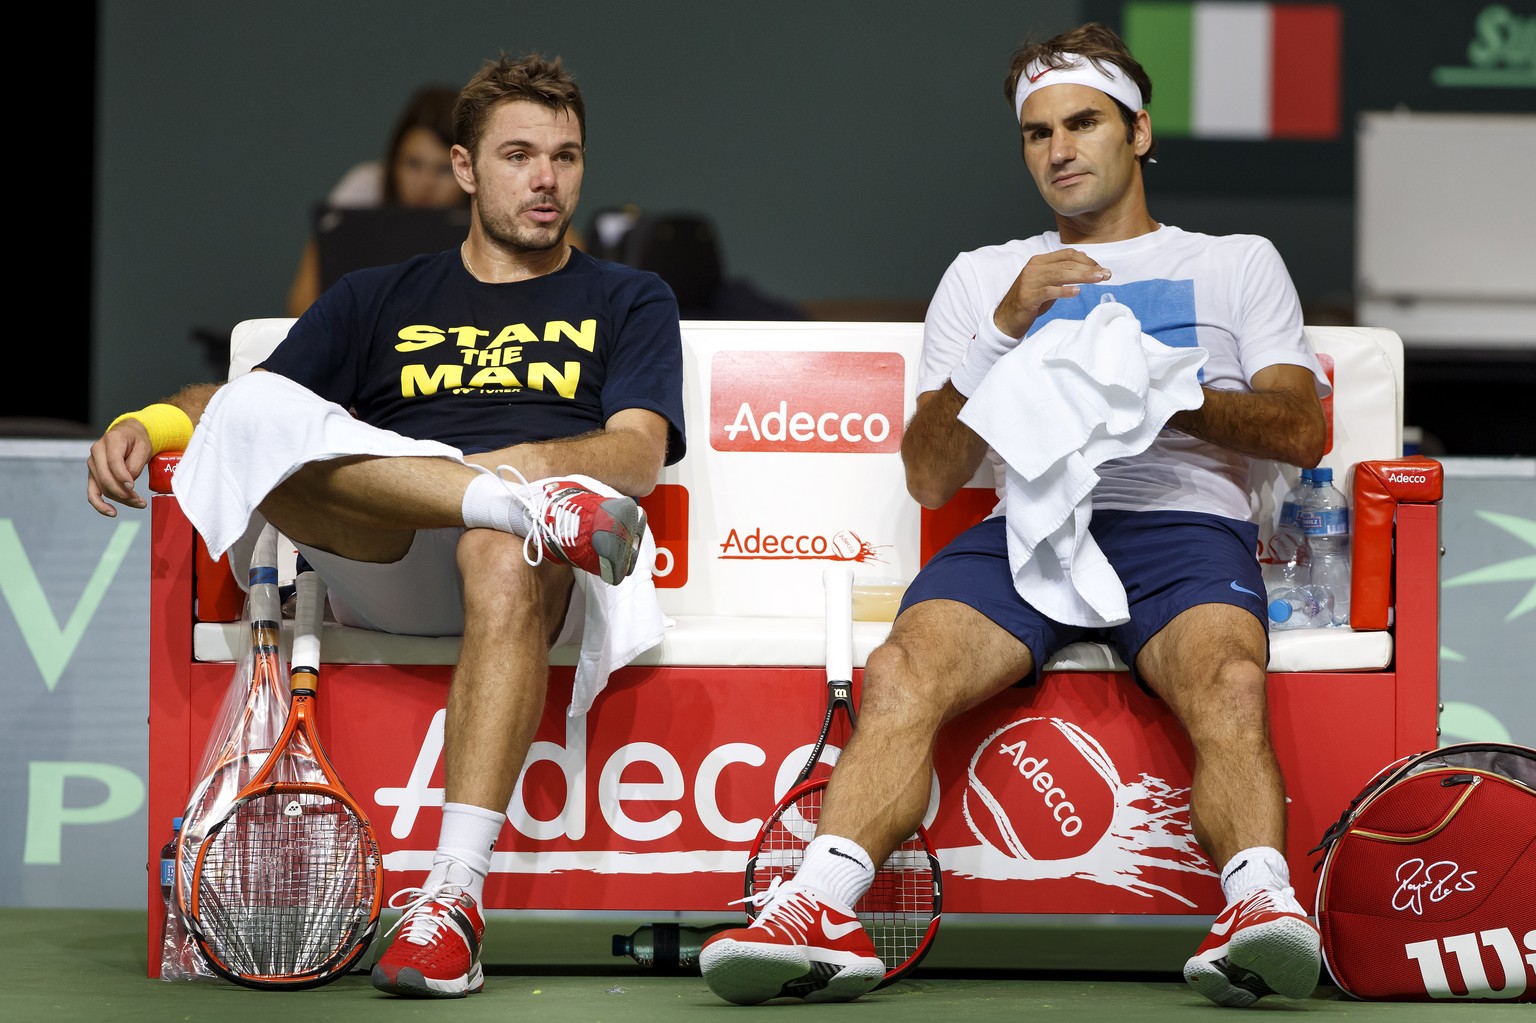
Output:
[83, 1, 1533, 453]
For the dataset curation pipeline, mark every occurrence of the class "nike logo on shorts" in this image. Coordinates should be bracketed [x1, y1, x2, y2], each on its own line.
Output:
[1229, 581, 1261, 599]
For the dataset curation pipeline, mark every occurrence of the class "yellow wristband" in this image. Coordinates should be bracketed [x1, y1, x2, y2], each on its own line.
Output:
[108, 403, 194, 454]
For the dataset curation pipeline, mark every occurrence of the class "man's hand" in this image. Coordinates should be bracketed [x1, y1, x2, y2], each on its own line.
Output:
[950, 249, 1111, 397]
[994, 248, 1110, 339]
[86, 420, 153, 516]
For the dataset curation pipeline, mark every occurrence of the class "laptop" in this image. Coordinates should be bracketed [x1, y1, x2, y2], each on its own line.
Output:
[314, 205, 472, 290]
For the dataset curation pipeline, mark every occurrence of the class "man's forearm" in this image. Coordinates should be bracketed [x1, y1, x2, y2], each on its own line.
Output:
[161, 382, 223, 428]
[1167, 386, 1326, 467]
[901, 381, 990, 509]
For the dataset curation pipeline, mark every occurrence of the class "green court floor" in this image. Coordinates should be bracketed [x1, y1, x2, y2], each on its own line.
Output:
[8, 909, 1524, 1022]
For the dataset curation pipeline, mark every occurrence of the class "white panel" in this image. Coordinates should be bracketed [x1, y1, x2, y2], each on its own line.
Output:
[1193, 2, 1271, 138]
[658, 321, 926, 620]
[1357, 111, 1536, 302]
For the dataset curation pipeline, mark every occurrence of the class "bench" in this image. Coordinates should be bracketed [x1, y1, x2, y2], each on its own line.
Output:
[144, 318, 1441, 973]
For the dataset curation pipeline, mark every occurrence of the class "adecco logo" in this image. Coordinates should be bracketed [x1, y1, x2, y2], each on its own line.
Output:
[637, 484, 688, 589]
[965, 717, 1119, 861]
[710, 351, 906, 453]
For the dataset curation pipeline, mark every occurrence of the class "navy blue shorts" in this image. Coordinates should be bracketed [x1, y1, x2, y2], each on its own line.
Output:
[898, 510, 1268, 690]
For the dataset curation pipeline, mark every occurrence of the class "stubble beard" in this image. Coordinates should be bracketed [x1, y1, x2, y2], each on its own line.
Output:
[479, 203, 574, 256]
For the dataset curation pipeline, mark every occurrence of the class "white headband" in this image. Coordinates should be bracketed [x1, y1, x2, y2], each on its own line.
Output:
[1014, 52, 1143, 123]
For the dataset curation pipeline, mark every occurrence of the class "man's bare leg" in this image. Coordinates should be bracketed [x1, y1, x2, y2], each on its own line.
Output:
[818, 599, 1036, 867]
[698, 599, 1034, 1005]
[260, 455, 481, 562]
[371, 529, 575, 999]
[1138, 602, 1321, 1006]
[1135, 602, 1282, 868]
[442, 528, 575, 815]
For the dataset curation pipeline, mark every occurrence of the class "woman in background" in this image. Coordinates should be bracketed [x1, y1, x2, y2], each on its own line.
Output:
[285, 85, 467, 317]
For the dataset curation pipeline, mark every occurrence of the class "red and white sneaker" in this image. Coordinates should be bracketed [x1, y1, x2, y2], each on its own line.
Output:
[370, 885, 486, 998]
[1184, 886, 1321, 1007]
[500, 467, 647, 585]
[699, 879, 886, 1005]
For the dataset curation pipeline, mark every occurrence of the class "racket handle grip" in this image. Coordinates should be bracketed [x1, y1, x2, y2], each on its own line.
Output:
[823, 565, 854, 681]
[291, 567, 326, 673]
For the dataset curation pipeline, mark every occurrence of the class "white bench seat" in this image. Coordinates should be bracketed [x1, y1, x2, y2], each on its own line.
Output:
[192, 616, 1391, 673]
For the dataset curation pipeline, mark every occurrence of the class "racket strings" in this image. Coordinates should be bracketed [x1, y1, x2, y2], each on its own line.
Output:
[858, 834, 937, 972]
[750, 781, 938, 980]
[194, 790, 379, 979]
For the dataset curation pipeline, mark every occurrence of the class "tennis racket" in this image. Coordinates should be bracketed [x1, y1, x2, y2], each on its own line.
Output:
[174, 526, 296, 919]
[742, 565, 942, 987]
[184, 549, 383, 989]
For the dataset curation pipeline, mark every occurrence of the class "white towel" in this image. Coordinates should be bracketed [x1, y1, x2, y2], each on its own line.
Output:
[174, 371, 667, 714]
[957, 301, 1207, 627]
[558, 473, 669, 717]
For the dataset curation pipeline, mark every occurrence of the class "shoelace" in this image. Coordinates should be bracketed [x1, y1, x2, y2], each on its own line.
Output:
[383, 885, 468, 945]
[728, 875, 786, 911]
[494, 465, 553, 570]
[1240, 885, 1303, 917]
[729, 877, 823, 937]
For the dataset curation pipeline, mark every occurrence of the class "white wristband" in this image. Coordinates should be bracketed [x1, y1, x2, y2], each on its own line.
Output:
[949, 320, 1023, 398]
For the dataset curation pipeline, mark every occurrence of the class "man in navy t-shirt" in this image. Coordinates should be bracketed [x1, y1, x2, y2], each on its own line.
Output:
[89, 53, 685, 998]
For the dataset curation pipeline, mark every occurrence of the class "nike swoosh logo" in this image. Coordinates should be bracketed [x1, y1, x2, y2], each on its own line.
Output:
[1209, 911, 1239, 937]
[1229, 581, 1261, 599]
[1028, 67, 1054, 83]
[821, 914, 863, 940]
[828, 847, 864, 866]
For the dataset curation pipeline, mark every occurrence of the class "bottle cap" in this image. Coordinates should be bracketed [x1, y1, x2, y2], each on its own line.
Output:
[1314, 467, 1333, 483]
[611, 934, 630, 956]
[1268, 598, 1293, 623]
[172, 816, 184, 829]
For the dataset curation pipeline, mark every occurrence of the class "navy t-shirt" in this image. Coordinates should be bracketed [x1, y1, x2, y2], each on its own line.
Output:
[259, 247, 686, 463]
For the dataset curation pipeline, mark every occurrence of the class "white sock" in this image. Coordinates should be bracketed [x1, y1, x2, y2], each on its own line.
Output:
[794, 835, 875, 909]
[425, 801, 505, 904]
[1220, 845, 1291, 903]
[460, 470, 534, 536]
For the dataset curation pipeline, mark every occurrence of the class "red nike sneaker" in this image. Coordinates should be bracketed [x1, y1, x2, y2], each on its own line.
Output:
[699, 880, 886, 1005]
[1184, 886, 1321, 1007]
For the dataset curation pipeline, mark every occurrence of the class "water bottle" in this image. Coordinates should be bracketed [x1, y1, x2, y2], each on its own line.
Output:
[1299, 467, 1351, 627]
[159, 816, 182, 914]
[1267, 584, 1334, 631]
[158, 816, 185, 977]
[1265, 469, 1313, 594]
[612, 923, 729, 972]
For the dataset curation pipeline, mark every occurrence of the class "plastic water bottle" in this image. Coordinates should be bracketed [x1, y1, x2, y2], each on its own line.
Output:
[158, 816, 185, 977]
[1299, 467, 1351, 627]
[1265, 468, 1313, 593]
[159, 816, 182, 916]
[1267, 584, 1334, 631]
[612, 923, 729, 971]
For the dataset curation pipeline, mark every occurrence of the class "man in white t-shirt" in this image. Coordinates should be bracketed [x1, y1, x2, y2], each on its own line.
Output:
[700, 21, 1330, 1009]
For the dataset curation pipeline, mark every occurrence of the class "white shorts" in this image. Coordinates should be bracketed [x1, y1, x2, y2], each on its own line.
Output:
[231, 520, 582, 646]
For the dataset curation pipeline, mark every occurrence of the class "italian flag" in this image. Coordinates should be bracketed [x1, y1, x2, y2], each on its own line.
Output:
[1123, 2, 1342, 139]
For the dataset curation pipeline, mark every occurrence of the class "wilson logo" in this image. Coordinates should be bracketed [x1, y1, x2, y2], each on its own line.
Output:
[710, 350, 905, 453]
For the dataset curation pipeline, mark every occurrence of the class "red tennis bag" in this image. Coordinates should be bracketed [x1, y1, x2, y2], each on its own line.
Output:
[1311, 742, 1536, 1002]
